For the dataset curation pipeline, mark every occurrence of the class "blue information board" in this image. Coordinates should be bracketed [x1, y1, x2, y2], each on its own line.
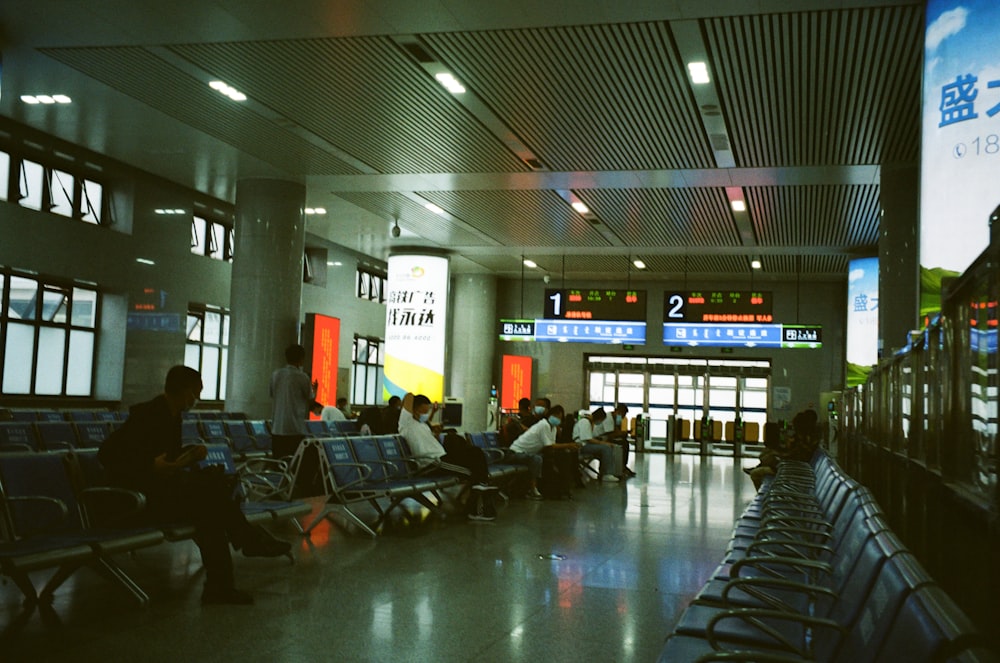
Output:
[500, 319, 646, 344]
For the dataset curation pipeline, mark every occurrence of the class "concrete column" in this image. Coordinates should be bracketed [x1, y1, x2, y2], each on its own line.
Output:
[447, 274, 497, 432]
[879, 164, 919, 356]
[226, 179, 306, 418]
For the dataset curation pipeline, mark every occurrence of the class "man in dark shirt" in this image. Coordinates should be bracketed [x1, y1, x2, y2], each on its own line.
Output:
[99, 365, 291, 605]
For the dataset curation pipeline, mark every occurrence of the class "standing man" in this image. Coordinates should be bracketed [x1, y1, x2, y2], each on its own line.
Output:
[270, 344, 316, 459]
[99, 365, 291, 605]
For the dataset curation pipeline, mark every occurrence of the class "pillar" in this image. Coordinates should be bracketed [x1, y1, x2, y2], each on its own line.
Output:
[226, 178, 306, 418]
[879, 164, 919, 356]
[447, 274, 497, 432]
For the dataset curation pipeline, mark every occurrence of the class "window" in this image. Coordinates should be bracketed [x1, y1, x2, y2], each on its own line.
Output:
[191, 215, 234, 262]
[352, 335, 385, 405]
[356, 267, 386, 303]
[0, 269, 99, 397]
[8, 150, 105, 225]
[185, 305, 230, 401]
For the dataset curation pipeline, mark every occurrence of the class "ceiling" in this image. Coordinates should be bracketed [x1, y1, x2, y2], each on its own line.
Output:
[0, 0, 924, 281]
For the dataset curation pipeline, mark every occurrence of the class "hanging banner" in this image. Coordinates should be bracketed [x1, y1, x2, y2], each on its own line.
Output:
[920, 0, 1000, 319]
[303, 313, 340, 418]
[383, 254, 448, 401]
[501, 355, 533, 410]
[846, 257, 879, 387]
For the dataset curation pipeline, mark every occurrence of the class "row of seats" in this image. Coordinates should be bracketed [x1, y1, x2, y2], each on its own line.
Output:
[0, 443, 308, 608]
[2, 409, 249, 423]
[0, 420, 124, 452]
[658, 450, 996, 662]
[291, 431, 530, 537]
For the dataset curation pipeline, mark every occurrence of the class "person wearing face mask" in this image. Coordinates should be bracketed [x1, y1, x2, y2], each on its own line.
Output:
[399, 392, 499, 520]
[594, 404, 636, 477]
[98, 365, 291, 605]
[505, 404, 578, 499]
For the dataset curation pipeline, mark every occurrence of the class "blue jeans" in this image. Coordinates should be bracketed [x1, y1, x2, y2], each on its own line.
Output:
[504, 450, 543, 479]
[579, 442, 615, 476]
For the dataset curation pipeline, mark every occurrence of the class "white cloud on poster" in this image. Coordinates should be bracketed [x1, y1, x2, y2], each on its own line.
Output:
[849, 268, 865, 282]
[926, 7, 968, 51]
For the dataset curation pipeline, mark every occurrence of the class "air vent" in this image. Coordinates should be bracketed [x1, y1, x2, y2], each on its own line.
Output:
[586, 218, 602, 226]
[524, 158, 544, 170]
[401, 42, 436, 64]
[709, 133, 730, 150]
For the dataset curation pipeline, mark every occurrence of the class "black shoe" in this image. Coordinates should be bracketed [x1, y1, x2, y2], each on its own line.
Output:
[742, 466, 755, 475]
[202, 587, 254, 605]
[624, 467, 637, 477]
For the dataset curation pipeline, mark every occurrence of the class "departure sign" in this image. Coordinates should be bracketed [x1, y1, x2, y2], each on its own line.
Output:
[664, 291, 773, 323]
[544, 289, 646, 321]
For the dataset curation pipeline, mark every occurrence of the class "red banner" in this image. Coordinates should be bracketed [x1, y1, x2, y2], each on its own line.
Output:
[501, 355, 532, 410]
[305, 313, 340, 418]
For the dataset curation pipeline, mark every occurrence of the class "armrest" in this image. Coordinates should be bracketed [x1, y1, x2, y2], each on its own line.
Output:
[730, 554, 832, 580]
[5, 495, 69, 532]
[755, 524, 833, 543]
[326, 462, 377, 491]
[744, 538, 834, 560]
[481, 447, 506, 463]
[705, 608, 847, 655]
[694, 648, 816, 662]
[79, 486, 148, 526]
[720, 576, 838, 612]
[238, 457, 289, 474]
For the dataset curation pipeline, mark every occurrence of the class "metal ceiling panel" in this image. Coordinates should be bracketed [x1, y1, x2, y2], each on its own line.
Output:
[422, 21, 716, 171]
[39, 45, 363, 175]
[331, 191, 494, 247]
[418, 189, 609, 247]
[746, 184, 880, 247]
[704, 5, 922, 167]
[577, 187, 742, 247]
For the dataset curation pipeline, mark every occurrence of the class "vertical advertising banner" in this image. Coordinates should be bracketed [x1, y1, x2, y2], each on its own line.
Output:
[846, 258, 879, 387]
[304, 313, 340, 418]
[920, 0, 1000, 318]
[383, 254, 449, 402]
[500, 355, 533, 410]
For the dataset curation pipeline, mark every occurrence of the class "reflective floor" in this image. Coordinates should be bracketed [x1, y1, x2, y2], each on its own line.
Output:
[1, 453, 755, 663]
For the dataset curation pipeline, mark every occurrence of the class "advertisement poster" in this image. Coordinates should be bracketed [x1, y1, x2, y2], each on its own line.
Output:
[846, 257, 879, 387]
[920, 0, 1000, 318]
[382, 254, 449, 401]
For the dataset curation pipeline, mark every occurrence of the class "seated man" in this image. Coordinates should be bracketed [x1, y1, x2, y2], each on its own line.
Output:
[398, 392, 498, 521]
[572, 408, 620, 483]
[594, 403, 635, 477]
[505, 404, 578, 499]
[98, 365, 291, 605]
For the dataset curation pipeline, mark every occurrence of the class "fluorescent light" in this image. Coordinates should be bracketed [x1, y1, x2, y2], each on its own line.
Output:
[52, 95, 72, 104]
[209, 80, 248, 102]
[36, 95, 56, 104]
[751, 258, 762, 270]
[523, 259, 538, 269]
[425, 203, 445, 215]
[20, 95, 40, 104]
[688, 62, 710, 84]
[633, 259, 646, 270]
[731, 200, 746, 212]
[434, 72, 466, 94]
[209, 81, 227, 90]
[136, 258, 156, 265]
[571, 201, 589, 214]
[313, 207, 326, 215]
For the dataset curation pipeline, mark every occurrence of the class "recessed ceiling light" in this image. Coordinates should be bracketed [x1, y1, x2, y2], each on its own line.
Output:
[136, 258, 156, 265]
[36, 95, 56, 104]
[52, 95, 72, 104]
[523, 259, 538, 269]
[20, 94, 73, 105]
[633, 259, 646, 270]
[434, 72, 466, 94]
[571, 201, 589, 214]
[751, 258, 762, 270]
[208, 80, 247, 102]
[20, 96, 40, 104]
[688, 62, 710, 84]
[425, 203, 445, 215]
[305, 207, 328, 215]
[731, 200, 747, 212]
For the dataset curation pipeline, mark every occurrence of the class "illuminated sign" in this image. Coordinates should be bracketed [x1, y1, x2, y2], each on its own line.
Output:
[500, 318, 646, 344]
[304, 313, 340, 417]
[544, 288, 646, 321]
[383, 254, 448, 401]
[846, 257, 879, 386]
[663, 291, 773, 323]
[662, 323, 822, 349]
[501, 355, 533, 410]
[920, 0, 1000, 318]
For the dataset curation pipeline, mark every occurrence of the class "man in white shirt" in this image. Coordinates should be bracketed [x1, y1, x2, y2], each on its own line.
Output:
[398, 392, 498, 520]
[269, 344, 316, 459]
[320, 403, 347, 424]
[573, 408, 620, 483]
[506, 404, 578, 499]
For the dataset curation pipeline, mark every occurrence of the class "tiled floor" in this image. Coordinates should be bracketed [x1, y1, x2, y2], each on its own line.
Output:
[0, 453, 755, 662]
